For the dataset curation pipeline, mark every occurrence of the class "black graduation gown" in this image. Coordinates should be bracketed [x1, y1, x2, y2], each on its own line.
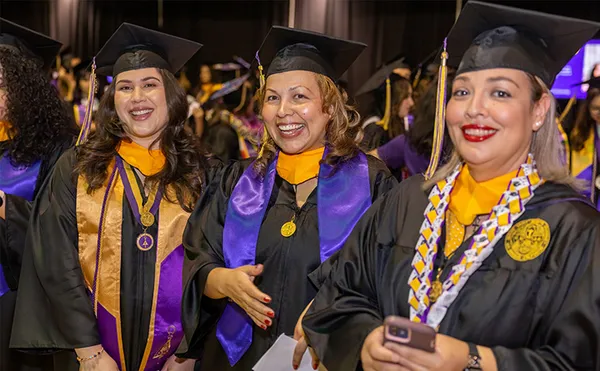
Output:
[178, 155, 397, 370]
[10, 150, 217, 371]
[303, 175, 600, 371]
[0, 139, 72, 371]
[360, 120, 389, 152]
[202, 122, 240, 164]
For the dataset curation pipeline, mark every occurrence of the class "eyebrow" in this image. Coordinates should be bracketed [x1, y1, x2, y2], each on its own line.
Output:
[487, 76, 520, 88]
[116, 76, 162, 85]
[289, 85, 313, 94]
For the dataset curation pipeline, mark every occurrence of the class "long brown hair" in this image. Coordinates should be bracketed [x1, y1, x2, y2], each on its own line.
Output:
[571, 88, 600, 152]
[253, 72, 361, 177]
[388, 77, 412, 139]
[75, 68, 207, 212]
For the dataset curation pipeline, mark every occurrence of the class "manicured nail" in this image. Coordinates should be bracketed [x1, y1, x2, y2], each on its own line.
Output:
[267, 311, 275, 318]
[313, 363, 318, 370]
[265, 319, 271, 326]
[293, 365, 298, 370]
[264, 297, 271, 303]
[261, 324, 267, 330]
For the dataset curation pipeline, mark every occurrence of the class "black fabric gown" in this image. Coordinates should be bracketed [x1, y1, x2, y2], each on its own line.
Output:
[178, 156, 397, 370]
[0, 139, 72, 371]
[360, 120, 389, 152]
[303, 175, 600, 371]
[10, 150, 216, 371]
[202, 121, 240, 164]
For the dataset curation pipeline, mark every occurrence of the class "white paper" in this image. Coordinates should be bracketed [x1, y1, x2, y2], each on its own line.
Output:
[252, 334, 314, 371]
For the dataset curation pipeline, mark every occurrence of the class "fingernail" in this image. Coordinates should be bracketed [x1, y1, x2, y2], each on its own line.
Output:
[267, 311, 275, 318]
[293, 365, 298, 370]
[261, 324, 267, 330]
[313, 363, 318, 370]
[264, 297, 271, 303]
[265, 319, 271, 326]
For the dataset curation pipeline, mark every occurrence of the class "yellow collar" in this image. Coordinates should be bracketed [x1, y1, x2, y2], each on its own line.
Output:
[0, 122, 12, 142]
[277, 147, 325, 185]
[117, 140, 166, 176]
[449, 165, 518, 225]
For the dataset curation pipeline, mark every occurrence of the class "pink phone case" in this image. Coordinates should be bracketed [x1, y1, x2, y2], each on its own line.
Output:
[383, 316, 436, 353]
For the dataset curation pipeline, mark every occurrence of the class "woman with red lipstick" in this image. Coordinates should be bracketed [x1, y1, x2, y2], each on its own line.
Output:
[12, 24, 213, 371]
[178, 26, 396, 370]
[303, 3, 600, 371]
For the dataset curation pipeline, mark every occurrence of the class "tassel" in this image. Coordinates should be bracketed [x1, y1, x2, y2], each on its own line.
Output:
[424, 38, 449, 180]
[556, 94, 575, 167]
[256, 51, 266, 88]
[76, 57, 97, 146]
[376, 78, 391, 131]
[412, 65, 422, 89]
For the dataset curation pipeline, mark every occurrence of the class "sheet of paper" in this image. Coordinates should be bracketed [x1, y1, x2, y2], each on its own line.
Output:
[253, 333, 314, 371]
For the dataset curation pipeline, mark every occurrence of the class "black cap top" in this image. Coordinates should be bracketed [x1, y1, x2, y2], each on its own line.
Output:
[0, 18, 62, 69]
[446, 1, 600, 86]
[256, 26, 366, 81]
[355, 57, 410, 96]
[94, 23, 202, 76]
[575, 76, 600, 91]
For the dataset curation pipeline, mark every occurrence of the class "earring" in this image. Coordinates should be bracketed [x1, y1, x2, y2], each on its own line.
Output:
[535, 121, 541, 128]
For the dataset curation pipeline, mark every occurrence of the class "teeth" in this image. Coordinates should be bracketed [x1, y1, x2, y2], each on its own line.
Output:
[131, 109, 153, 116]
[464, 128, 496, 136]
[278, 124, 304, 131]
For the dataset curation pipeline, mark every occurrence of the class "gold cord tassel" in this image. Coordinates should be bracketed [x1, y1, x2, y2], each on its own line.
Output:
[557, 94, 575, 167]
[424, 40, 449, 180]
[76, 58, 97, 146]
[377, 78, 391, 131]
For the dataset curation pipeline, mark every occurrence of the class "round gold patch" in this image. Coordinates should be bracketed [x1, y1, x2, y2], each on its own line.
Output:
[505, 219, 550, 262]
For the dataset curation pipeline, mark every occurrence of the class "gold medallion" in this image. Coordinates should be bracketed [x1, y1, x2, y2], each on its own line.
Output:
[505, 219, 550, 262]
[140, 211, 155, 228]
[429, 280, 443, 303]
[136, 232, 155, 251]
[281, 221, 297, 237]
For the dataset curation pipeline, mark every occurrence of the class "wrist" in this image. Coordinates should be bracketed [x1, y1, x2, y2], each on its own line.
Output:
[75, 345, 104, 362]
[206, 267, 230, 299]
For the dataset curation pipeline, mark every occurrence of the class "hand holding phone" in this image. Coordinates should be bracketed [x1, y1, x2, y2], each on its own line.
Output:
[383, 316, 436, 353]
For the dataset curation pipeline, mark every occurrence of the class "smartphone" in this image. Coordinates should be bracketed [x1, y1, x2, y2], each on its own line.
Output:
[383, 316, 436, 353]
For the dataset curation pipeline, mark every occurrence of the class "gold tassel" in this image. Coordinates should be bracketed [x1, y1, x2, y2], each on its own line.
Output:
[557, 94, 575, 168]
[558, 94, 576, 124]
[376, 78, 391, 131]
[76, 58, 97, 146]
[424, 40, 449, 180]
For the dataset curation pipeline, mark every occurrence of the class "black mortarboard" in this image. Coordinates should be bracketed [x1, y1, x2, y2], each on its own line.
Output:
[575, 76, 600, 91]
[356, 58, 409, 96]
[447, 1, 600, 86]
[94, 23, 202, 77]
[256, 26, 366, 81]
[0, 17, 62, 69]
[73, 58, 92, 77]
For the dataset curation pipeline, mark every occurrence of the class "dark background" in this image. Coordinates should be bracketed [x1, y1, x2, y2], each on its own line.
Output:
[1, 0, 600, 94]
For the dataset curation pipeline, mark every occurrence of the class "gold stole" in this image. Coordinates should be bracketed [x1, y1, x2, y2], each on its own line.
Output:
[571, 128, 596, 178]
[76, 161, 190, 370]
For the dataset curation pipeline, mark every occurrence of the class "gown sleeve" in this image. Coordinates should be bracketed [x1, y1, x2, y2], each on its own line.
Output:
[10, 150, 100, 351]
[177, 161, 246, 359]
[492, 220, 600, 371]
[376, 135, 407, 170]
[307, 156, 397, 290]
[302, 183, 405, 371]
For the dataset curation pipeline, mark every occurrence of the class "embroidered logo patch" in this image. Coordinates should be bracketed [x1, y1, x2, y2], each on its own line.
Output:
[505, 219, 550, 262]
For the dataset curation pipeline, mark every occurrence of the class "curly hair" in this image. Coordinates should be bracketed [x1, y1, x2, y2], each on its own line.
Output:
[253, 72, 361, 177]
[571, 88, 600, 152]
[75, 68, 208, 212]
[0, 45, 78, 166]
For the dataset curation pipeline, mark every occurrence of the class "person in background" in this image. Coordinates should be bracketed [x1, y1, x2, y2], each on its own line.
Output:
[177, 26, 396, 370]
[570, 76, 600, 209]
[302, 3, 600, 371]
[71, 59, 100, 127]
[196, 63, 223, 105]
[11, 23, 213, 371]
[0, 18, 77, 371]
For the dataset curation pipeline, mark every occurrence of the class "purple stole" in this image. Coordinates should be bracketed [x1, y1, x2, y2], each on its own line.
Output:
[571, 129, 600, 210]
[0, 154, 41, 297]
[217, 148, 372, 365]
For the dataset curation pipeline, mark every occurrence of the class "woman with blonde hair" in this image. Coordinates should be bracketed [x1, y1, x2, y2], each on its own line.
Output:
[302, 3, 600, 371]
[178, 26, 396, 370]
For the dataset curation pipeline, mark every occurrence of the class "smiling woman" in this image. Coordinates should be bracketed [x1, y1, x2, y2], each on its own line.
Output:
[178, 26, 397, 371]
[11, 23, 215, 371]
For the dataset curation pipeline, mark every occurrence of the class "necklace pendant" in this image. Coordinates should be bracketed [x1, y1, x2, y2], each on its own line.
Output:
[429, 279, 443, 303]
[140, 211, 155, 227]
[137, 232, 155, 251]
[281, 220, 297, 237]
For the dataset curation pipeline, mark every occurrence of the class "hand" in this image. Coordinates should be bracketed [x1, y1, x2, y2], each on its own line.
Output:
[214, 265, 274, 330]
[161, 355, 195, 371]
[292, 300, 320, 370]
[361, 326, 405, 371]
[0, 190, 5, 220]
[383, 333, 470, 371]
[77, 346, 119, 371]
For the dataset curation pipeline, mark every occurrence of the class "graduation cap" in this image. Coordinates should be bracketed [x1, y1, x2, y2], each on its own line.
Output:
[94, 22, 202, 77]
[423, 1, 600, 180]
[255, 26, 366, 84]
[73, 58, 93, 78]
[0, 17, 62, 70]
[356, 58, 409, 96]
[76, 23, 202, 146]
[574, 76, 600, 91]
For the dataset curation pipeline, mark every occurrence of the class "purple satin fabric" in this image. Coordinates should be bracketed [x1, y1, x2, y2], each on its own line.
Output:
[218, 148, 371, 365]
[376, 135, 429, 178]
[96, 303, 122, 369]
[0, 154, 41, 297]
[115, 156, 163, 219]
[0, 155, 41, 201]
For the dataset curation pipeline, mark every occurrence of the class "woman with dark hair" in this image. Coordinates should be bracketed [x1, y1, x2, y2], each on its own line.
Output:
[371, 73, 455, 180]
[71, 60, 100, 127]
[303, 3, 600, 371]
[0, 18, 77, 371]
[360, 67, 415, 151]
[570, 79, 600, 208]
[178, 26, 396, 370]
[11, 24, 213, 371]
